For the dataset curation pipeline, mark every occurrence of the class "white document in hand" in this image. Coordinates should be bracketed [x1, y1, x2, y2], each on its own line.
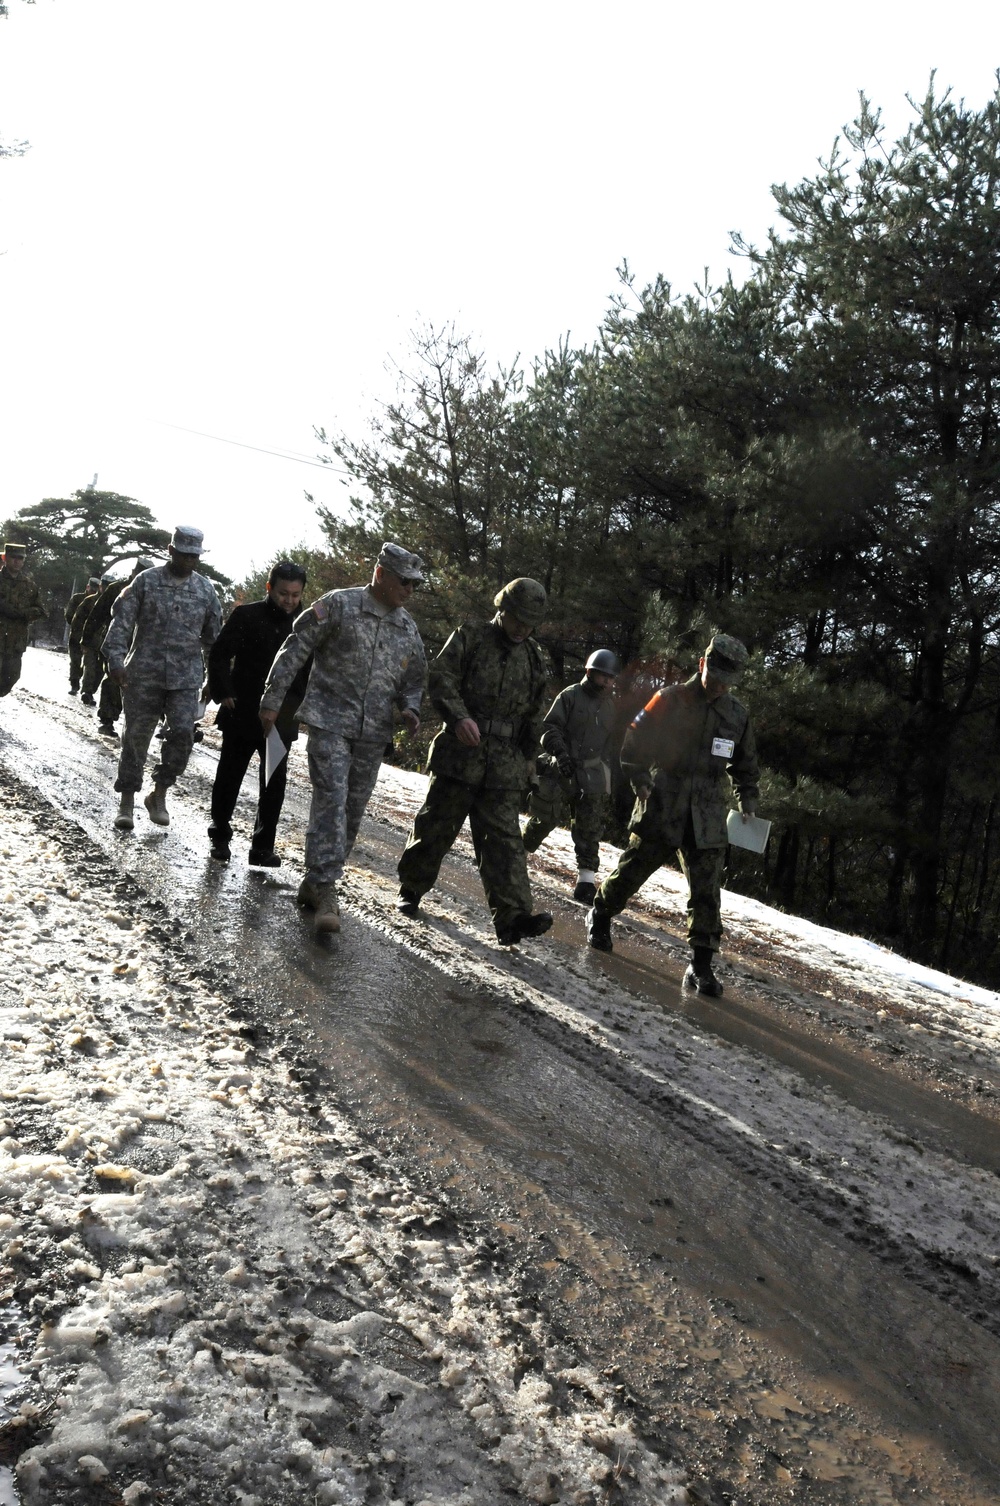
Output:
[726, 810, 772, 853]
[264, 727, 287, 786]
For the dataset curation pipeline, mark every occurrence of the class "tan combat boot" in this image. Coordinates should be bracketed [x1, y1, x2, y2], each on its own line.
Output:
[113, 793, 134, 831]
[314, 882, 341, 935]
[297, 877, 321, 909]
[144, 786, 170, 827]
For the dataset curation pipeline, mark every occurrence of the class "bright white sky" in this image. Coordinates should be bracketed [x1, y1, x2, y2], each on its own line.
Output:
[1, 0, 998, 583]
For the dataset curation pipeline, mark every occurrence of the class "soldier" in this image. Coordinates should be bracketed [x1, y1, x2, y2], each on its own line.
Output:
[206, 560, 310, 866]
[104, 527, 222, 831]
[65, 577, 101, 695]
[0, 544, 46, 697]
[260, 542, 427, 935]
[83, 560, 154, 737]
[523, 649, 620, 905]
[585, 634, 759, 997]
[396, 577, 554, 946]
[75, 573, 114, 706]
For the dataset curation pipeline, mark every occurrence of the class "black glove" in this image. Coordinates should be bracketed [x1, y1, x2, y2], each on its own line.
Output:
[557, 757, 575, 780]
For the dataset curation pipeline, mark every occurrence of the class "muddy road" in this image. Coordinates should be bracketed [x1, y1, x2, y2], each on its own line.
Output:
[4, 648, 1000, 1505]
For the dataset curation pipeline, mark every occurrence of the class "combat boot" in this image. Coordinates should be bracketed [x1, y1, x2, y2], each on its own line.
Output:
[497, 911, 553, 945]
[683, 946, 723, 997]
[97, 720, 118, 739]
[113, 793, 134, 831]
[585, 906, 612, 953]
[314, 882, 341, 935]
[396, 887, 421, 916]
[248, 848, 281, 867]
[144, 786, 170, 826]
[297, 877, 321, 909]
[573, 880, 597, 905]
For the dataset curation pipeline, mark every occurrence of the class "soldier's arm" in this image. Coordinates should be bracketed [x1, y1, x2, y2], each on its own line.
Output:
[200, 587, 223, 653]
[619, 691, 666, 793]
[538, 690, 573, 768]
[261, 594, 341, 715]
[428, 627, 473, 727]
[64, 595, 80, 626]
[103, 581, 141, 670]
[728, 716, 760, 815]
[395, 631, 427, 722]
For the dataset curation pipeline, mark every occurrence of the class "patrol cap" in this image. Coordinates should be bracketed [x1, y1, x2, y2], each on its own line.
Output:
[705, 632, 749, 684]
[87, 576, 102, 589]
[493, 577, 547, 627]
[170, 525, 205, 555]
[586, 649, 620, 675]
[3, 543, 27, 557]
[377, 541, 425, 583]
[100, 573, 115, 584]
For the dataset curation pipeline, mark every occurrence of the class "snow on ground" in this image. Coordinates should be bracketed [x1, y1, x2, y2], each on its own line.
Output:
[0, 799, 685, 1505]
[361, 767, 1000, 1326]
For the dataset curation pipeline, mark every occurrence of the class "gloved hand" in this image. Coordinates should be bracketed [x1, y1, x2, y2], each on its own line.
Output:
[557, 757, 575, 781]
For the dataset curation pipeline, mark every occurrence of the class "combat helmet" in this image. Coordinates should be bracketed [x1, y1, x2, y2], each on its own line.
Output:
[585, 649, 620, 676]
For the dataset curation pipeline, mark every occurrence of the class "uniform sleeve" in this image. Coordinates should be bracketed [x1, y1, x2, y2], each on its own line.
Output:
[25, 582, 46, 624]
[102, 579, 141, 669]
[518, 645, 551, 759]
[619, 690, 666, 790]
[201, 586, 222, 653]
[729, 716, 760, 814]
[64, 594, 81, 626]
[538, 690, 573, 763]
[395, 628, 427, 718]
[206, 608, 242, 703]
[428, 627, 472, 727]
[261, 593, 342, 712]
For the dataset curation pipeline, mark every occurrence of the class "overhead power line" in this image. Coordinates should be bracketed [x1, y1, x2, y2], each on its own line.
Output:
[147, 418, 352, 476]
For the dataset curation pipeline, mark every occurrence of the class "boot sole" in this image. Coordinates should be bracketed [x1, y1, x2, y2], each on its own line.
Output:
[113, 816, 134, 831]
[315, 914, 341, 934]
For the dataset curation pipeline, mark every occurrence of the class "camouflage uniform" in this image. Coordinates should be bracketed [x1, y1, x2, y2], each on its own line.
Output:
[0, 566, 46, 696]
[397, 615, 550, 936]
[594, 674, 759, 952]
[261, 585, 426, 884]
[103, 565, 222, 793]
[65, 587, 98, 692]
[523, 677, 617, 874]
[84, 579, 130, 725]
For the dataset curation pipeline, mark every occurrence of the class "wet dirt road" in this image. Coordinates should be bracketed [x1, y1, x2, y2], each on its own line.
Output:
[4, 650, 1000, 1505]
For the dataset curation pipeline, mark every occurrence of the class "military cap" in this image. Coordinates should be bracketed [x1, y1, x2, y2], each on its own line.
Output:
[377, 541, 425, 582]
[494, 577, 547, 627]
[87, 576, 102, 589]
[3, 543, 27, 557]
[705, 632, 749, 684]
[136, 557, 154, 571]
[100, 573, 115, 585]
[170, 525, 205, 555]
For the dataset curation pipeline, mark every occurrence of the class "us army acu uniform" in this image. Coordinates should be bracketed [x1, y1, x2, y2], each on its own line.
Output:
[523, 649, 620, 904]
[261, 542, 427, 928]
[103, 529, 221, 825]
[65, 578, 100, 694]
[397, 578, 554, 946]
[587, 634, 759, 996]
[0, 545, 46, 697]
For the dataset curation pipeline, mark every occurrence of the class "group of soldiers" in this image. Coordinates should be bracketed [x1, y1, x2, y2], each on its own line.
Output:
[6, 527, 762, 996]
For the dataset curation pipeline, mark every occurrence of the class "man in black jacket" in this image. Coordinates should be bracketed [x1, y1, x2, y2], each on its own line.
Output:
[206, 561, 310, 865]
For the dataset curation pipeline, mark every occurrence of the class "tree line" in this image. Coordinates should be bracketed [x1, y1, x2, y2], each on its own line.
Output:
[266, 82, 1000, 984]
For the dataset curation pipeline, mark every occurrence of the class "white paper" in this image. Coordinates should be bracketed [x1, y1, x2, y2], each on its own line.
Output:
[727, 810, 772, 853]
[264, 727, 287, 786]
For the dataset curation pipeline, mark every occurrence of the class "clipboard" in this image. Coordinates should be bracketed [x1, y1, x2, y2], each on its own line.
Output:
[727, 810, 772, 853]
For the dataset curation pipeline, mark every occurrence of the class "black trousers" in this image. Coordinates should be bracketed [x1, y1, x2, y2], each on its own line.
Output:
[209, 724, 289, 854]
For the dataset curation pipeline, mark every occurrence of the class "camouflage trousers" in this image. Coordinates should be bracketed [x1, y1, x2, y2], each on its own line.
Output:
[81, 647, 103, 697]
[115, 684, 200, 794]
[68, 642, 84, 691]
[304, 729, 385, 884]
[0, 651, 24, 698]
[596, 828, 727, 953]
[398, 774, 534, 937]
[523, 789, 607, 873]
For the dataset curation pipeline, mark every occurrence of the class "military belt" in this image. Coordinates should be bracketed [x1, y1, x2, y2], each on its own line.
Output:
[476, 717, 517, 739]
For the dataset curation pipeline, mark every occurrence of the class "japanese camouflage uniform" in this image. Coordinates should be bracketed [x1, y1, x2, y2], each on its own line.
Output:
[523, 678, 616, 874]
[65, 586, 98, 692]
[0, 561, 46, 696]
[83, 579, 130, 722]
[103, 565, 222, 793]
[397, 615, 550, 937]
[261, 585, 426, 886]
[595, 666, 759, 953]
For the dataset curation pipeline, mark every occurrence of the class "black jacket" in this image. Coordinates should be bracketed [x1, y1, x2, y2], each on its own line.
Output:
[207, 597, 311, 743]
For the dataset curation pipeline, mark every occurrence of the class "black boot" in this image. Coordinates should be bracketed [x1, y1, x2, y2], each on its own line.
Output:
[396, 887, 421, 916]
[683, 946, 723, 997]
[573, 880, 597, 905]
[585, 906, 613, 953]
[498, 911, 553, 945]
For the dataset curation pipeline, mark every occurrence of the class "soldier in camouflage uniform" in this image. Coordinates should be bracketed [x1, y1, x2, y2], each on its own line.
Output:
[104, 527, 221, 831]
[586, 634, 759, 997]
[74, 573, 114, 704]
[397, 578, 554, 946]
[523, 648, 620, 905]
[65, 577, 101, 695]
[261, 542, 427, 936]
[83, 560, 154, 735]
[0, 544, 46, 697]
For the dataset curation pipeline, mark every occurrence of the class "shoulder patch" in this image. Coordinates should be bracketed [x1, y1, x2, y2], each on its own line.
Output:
[630, 688, 666, 731]
[313, 600, 329, 622]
